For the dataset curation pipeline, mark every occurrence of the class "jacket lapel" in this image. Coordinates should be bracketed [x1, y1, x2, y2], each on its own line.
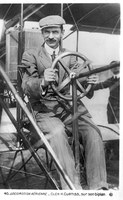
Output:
[38, 46, 68, 83]
[38, 45, 52, 69]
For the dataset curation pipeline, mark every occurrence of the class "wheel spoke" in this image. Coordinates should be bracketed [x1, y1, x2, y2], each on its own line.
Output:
[76, 80, 86, 93]
[56, 77, 71, 92]
[58, 59, 71, 74]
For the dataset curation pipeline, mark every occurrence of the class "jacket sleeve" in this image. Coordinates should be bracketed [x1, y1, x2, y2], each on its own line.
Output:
[93, 78, 113, 91]
[21, 49, 45, 99]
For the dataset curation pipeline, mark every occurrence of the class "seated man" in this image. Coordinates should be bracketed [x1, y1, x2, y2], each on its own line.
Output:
[21, 15, 108, 190]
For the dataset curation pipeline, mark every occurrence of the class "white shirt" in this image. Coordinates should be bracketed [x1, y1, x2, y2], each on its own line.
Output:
[44, 43, 59, 59]
[40, 44, 60, 95]
[113, 74, 120, 79]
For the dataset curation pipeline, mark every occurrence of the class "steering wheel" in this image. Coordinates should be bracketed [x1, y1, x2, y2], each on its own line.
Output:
[51, 51, 92, 101]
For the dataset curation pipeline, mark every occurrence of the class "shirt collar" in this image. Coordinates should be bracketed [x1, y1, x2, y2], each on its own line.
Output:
[44, 43, 59, 56]
[113, 74, 120, 79]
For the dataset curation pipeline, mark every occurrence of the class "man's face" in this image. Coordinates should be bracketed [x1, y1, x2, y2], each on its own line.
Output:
[42, 26, 64, 49]
[111, 66, 120, 75]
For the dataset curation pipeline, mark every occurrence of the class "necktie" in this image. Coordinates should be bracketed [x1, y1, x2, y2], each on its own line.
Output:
[51, 51, 56, 62]
[51, 51, 59, 84]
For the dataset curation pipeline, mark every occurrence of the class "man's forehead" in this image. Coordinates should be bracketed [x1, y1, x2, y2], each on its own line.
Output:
[42, 26, 62, 31]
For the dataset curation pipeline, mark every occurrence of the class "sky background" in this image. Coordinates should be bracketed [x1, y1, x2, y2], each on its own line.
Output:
[63, 29, 120, 65]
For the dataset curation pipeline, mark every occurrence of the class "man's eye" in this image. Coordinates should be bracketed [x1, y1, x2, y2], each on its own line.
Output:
[45, 31, 49, 34]
[53, 31, 58, 34]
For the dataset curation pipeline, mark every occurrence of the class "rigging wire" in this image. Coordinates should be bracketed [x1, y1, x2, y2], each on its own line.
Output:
[63, 3, 72, 12]
[63, 4, 107, 40]
[94, 14, 120, 34]
[0, 164, 52, 179]
[3, 4, 12, 20]
[68, 4, 120, 35]
[112, 16, 120, 34]
[23, 4, 46, 22]
[75, 4, 103, 25]
[66, 4, 79, 32]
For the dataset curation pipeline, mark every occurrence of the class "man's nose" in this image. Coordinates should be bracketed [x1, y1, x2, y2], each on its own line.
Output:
[49, 32, 54, 39]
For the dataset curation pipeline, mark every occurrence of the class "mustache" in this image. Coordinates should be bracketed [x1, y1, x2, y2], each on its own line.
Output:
[46, 39, 56, 42]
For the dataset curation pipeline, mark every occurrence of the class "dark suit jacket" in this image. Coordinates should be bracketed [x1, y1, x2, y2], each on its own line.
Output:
[93, 76, 120, 123]
[93, 76, 120, 107]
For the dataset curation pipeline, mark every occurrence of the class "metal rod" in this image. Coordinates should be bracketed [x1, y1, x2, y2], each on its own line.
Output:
[76, 30, 79, 52]
[0, 65, 75, 190]
[77, 61, 120, 79]
[16, 3, 24, 144]
[72, 78, 80, 176]
[60, 3, 63, 48]
[17, 3, 24, 91]
[61, 3, 63, 18]
[23, 5, 45, 22]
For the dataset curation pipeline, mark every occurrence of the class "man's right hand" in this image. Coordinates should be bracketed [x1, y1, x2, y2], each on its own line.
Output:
[43, 68, 57, 86]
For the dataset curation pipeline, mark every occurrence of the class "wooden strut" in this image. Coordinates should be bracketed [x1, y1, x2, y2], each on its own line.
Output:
[0, 65, 75, 190]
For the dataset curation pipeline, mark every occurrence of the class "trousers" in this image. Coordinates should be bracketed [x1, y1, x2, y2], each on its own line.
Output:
[34, 112, 81, 189]
[34, 110, 108, 190]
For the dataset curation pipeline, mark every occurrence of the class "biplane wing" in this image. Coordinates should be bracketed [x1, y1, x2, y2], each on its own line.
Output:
[0, 3, 120, 34]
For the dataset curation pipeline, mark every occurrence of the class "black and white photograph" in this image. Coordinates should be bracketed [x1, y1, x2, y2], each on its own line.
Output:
[0, 1, 121, 199]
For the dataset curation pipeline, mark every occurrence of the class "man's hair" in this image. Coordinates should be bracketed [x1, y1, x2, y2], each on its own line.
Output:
[110, 61, 120, 67]
[110, 61, 117, 65]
